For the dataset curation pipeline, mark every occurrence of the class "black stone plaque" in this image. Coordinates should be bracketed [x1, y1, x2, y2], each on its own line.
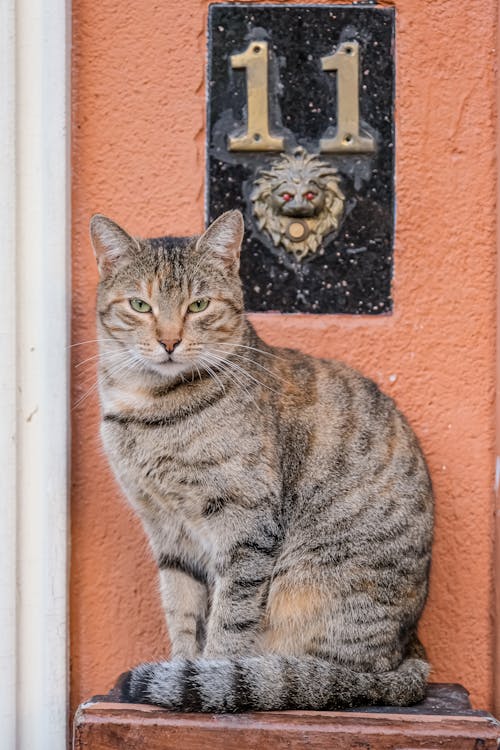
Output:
[206, 4, 395, 314]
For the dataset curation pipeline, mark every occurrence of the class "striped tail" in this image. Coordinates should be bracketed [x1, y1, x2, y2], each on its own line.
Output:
[119, 655, 429, 712]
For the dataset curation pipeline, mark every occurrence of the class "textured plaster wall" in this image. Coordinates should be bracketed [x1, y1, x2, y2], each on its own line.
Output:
[71, 0, 497, 714]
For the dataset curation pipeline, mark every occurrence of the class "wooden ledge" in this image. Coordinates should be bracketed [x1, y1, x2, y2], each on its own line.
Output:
[73, 684, 500, 749]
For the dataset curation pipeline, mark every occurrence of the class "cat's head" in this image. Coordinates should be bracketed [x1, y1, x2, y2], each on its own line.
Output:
[90, 210, 246, 379]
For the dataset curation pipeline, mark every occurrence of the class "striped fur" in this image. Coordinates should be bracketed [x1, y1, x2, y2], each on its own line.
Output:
[90, 210, 433, 712]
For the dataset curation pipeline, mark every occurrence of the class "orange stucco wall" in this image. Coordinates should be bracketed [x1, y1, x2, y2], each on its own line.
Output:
[71, 0, 498, 715]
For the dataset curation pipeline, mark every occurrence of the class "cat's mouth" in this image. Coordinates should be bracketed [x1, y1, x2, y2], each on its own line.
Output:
[153, 353, 184, 367]
[134, 350, 190, 378]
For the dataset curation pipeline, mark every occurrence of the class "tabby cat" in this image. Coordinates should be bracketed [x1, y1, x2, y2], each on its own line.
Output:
[90, 209, 433, 712]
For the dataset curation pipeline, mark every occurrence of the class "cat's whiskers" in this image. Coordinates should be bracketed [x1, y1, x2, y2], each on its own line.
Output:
[98, 356, 150, 397]
[199, 353, 239, 391]
[211, 348, 293, 387]
[72, 378, 108, 409]
[214, 341, 287, 361]
[203, 351, 281, 395]
[74, 350, 143, 408]
[200, 356, 245, 397]
[76, 353, 126, 393]
[203, 351, 261, 390]
[200, 353, 263, 413]
[74, 351, 131, 387]
[74, 349, 123, 369]
[197, 355, 226, 393]
[69, 338, 114, 349]
[201, 353, 267, 406]
[74, 364, 123, 409]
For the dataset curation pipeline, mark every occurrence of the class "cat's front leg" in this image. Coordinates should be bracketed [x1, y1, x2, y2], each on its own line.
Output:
[136, 506, 210, 659]
[158, 561, 209, 659]
[203, 520, 280, 657]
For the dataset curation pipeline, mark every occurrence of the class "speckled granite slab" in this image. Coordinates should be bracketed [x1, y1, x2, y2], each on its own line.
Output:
[207, 4, 395, 314]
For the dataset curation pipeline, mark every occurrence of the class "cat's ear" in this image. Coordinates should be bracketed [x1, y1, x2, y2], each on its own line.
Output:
[90, 214, 139, 276]
[196, 210, 244, 271]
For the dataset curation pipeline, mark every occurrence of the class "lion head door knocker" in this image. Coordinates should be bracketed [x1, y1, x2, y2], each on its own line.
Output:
[250, 147, 345, 261]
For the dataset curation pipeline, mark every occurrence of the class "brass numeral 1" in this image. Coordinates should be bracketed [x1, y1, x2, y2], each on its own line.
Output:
[320, 41, 375, 154]
[228, 41, 285, 152]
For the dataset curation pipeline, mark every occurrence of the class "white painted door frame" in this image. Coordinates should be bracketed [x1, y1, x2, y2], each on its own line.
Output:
[0, 1, 70, 748]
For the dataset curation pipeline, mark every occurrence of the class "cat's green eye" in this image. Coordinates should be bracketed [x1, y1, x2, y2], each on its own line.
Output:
[130, 298, 152, 313]
[188, 299, 210, 313]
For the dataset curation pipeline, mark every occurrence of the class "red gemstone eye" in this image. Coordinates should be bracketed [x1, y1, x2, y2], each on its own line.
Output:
[282, 192, 292, 202]
[305, 191, 316, 201]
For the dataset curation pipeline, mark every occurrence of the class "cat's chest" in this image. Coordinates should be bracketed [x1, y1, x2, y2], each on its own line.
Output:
[101, 410, 268, 517]
[104, 415, 226, 478]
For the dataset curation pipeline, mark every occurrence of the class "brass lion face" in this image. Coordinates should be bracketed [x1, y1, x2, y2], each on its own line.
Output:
[251, 147, 345, 261]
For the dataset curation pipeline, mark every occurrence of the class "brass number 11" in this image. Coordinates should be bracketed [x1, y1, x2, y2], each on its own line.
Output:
[228, 39, 375, 154]
[228, 41, 284, 152]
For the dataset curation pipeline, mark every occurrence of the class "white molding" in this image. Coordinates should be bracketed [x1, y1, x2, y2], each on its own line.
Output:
[0, 1, 70, 748]
[0, 1, 18, 746]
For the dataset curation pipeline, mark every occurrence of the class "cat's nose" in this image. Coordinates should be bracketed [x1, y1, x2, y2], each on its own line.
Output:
[159, 338, 182, 354]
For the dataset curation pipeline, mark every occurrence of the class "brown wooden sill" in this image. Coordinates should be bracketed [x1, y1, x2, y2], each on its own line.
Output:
[73, 683, 500, 749]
